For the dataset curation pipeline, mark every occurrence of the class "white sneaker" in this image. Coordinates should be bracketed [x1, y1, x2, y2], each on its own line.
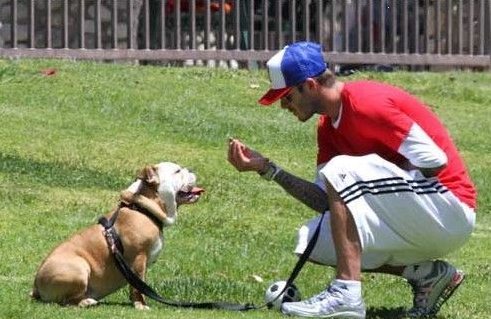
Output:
[407, 260, 465, 318]
[280, 284, 366, 318]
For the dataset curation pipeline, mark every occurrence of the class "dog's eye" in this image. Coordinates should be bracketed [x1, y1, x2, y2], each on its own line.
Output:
[174, 169, 181, 174]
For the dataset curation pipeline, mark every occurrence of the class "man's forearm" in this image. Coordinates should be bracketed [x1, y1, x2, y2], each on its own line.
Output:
[273, 169, 329, 213]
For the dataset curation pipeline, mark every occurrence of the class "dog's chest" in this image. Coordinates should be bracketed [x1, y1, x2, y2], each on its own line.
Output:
[148, 232, 164, 265]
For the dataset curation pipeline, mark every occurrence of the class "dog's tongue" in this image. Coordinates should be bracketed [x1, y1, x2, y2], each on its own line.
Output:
[191, 187, 205, 194]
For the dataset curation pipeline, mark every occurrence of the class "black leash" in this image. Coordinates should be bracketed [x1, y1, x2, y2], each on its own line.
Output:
[264, 212, 326, 308]
[99, 204, 326, 310]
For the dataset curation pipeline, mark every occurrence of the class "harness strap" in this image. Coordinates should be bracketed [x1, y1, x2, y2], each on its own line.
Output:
[99, 205, 125, 255]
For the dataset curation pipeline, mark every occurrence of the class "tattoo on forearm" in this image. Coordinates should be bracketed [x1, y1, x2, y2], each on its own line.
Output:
[273, 169, 328, 213]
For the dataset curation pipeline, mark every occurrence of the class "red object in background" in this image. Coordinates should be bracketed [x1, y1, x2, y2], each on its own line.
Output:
[165, 0, 232, 14]
[41, 68, 57, 76]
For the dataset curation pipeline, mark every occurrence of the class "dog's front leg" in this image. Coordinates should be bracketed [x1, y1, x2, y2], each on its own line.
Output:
[130, 254, 150, 310]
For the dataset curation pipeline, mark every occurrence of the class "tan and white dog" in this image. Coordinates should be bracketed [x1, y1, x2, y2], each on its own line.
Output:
[31, 162, 203, 309]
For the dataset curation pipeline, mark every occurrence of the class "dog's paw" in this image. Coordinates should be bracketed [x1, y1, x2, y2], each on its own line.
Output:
[134, 301, 150, 310]
[78, 298, 98, 307]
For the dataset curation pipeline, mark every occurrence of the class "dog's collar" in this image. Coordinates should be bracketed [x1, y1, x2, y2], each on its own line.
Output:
[120, 201, 164, 230]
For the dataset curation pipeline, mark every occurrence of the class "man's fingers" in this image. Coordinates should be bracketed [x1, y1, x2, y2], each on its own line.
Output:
[227, 140, 235, 163]
[227, 139, 245, 169]
[227, 138, 259, 172]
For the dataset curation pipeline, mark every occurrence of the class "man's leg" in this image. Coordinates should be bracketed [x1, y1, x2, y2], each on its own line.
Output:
[326, 181, 362, 281]
[281, 182, 366, 318]
[365, 262, 465, 318]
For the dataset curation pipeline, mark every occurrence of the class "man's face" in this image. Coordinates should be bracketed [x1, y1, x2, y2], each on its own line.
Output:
[279, 84, 315, 122]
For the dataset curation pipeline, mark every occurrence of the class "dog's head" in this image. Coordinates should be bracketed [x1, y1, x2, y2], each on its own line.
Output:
[123, 162, 204, 226]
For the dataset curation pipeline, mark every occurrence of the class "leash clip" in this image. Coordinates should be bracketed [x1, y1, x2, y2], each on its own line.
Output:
[103, 228, 118, 252]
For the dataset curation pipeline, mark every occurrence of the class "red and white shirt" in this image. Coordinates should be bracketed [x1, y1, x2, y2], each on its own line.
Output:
[316, 80, 476, 209]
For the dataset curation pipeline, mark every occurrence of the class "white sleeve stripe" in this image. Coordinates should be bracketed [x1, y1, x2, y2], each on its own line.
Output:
[398, 123, 447, 168]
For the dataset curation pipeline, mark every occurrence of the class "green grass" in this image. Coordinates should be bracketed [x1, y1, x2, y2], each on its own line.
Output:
[0, 59, 489, 319]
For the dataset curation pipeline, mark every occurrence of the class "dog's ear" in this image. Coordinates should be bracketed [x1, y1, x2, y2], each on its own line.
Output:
[138, 165, 160, 187]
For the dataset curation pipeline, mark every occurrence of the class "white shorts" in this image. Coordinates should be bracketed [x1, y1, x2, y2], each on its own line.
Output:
[294, 154, 475, 269]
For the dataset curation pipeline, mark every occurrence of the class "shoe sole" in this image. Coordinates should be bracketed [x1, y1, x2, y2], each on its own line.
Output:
[281, 310, 365, 319]
[427, 269, 465, 317]
[321, 312, 365, 319]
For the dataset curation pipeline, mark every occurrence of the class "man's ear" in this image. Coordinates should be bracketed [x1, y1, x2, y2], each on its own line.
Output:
[305, 77, 318, 91]
[138, 165, 159, 186]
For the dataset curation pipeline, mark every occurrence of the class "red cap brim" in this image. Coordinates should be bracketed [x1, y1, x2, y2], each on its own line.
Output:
[258, 87, 292, 106]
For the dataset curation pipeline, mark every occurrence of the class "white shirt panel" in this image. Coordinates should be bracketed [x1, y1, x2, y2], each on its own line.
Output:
[398, 122, 447, 168]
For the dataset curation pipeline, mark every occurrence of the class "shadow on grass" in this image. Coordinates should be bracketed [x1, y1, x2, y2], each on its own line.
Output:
[86, 302, 410, 317]
[33, 299, 410, 317]
[367, 306, 407, 319]
[0, 152, 127, 190]
[97, 301, 134, 308]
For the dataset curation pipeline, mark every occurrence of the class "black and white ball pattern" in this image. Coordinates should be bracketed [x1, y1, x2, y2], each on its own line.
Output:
[264, 280, 301, 309]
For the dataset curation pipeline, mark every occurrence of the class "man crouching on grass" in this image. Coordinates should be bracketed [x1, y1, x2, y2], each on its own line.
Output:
[227, 41, 476, 318]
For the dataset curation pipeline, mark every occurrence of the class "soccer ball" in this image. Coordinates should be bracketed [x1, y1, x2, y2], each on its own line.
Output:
[264, 280, 301, 310]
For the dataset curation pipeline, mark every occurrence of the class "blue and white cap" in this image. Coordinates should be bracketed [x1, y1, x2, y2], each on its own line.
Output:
[259, 41, 327, 105]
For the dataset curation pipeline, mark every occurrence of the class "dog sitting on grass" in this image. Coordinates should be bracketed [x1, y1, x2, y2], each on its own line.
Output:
[31, 162, 204, 309]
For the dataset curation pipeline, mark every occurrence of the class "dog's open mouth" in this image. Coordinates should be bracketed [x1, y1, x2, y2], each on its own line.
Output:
[177, 187, 204, 204]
